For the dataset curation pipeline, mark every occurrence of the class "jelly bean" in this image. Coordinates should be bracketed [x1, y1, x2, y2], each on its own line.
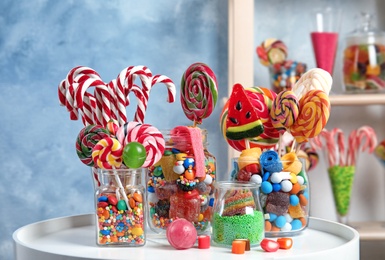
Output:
[133, 192, 143, 202]
[281, 222, 292, 232]
[108, 195, 118, 206]
[291, 219, 302, 230]
[261, 181, 273, 194]
[262, 172, 271, 182]
[270, 172, 282, 183]
[268, 213, 277, 222]
[290, 183, 301, 195]
[98, 196, 108, 202]
[265, 220, 272, 231]
[97, 201, 108, 208]
[129, 197, 136, 209]
[272, 183, 281, 192]
[250, 174, 262, 185]
[260, 238, 279, 252]
[153, 166, 163, 177]
[117, 199, 128, 211]
[100, 229, 110, 236]
[289, 194, 299, 206]
[299, 194, 308, 206]
[147, 186, 155, 193]
[280, 180, 293, 192]
[277, 238, 293, 250]
[275, 215, 286, 228]
[111, 205, 118, 213]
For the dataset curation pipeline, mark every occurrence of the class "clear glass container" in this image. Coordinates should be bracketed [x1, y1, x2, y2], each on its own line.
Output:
[146, 128, 216, 234]
[211, 181, 264, 247]
[231, 155, 310, 237]
[343, 12, 385, 92]
[95, 168, 145, 246]
[268, 61, 307, 93]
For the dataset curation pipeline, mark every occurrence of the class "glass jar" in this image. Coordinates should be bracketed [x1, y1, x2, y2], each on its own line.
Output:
[231, 152, 310, 237]
[146, 127, 216, 234]
[95, 168, 146, 246]
[343, 12, 385, 93]
[268, 61, 307, 93]
[211, 181, 264, 247]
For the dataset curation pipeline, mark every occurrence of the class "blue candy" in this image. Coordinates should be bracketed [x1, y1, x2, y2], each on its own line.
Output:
[275, 215, 287, 228]
[100, 230, 111, 236]
[269, 213, 277, 222]
[98, 196, 108, 202]
[262, 172, 271, 181]
[291, 219, 302, 230]
[290, 194, 299, 206]
[183, 158, 195, 168]
[272, 183, 281, 192]
[259, 150, 282, 173]
[261, 181, 273, 194]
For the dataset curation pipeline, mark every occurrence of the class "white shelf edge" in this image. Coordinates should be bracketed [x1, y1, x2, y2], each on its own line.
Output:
[330, 94, 385, 106]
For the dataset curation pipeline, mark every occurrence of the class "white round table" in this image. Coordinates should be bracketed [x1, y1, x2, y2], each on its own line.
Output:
[13, 214, 359, 260]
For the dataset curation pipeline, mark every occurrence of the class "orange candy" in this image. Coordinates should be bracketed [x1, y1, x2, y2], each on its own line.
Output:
[232, 240, 246, 254]
[277, 238, 293, 249]
[290, 183, 301, 194]
[184, 168, 196, 180]
[299, 194, 308, 206]
[133, 192, 142, 202]
[265, 220, 272, 231]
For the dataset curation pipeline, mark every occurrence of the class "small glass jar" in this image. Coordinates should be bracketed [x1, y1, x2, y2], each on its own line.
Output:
[231, 155, 310, 237]
[95, 168, 146, 246]
[211, 181, 264, 247]
[146, 127, 216, 234]
[343, 12, 385, 93]
[268, 61, 307, 93]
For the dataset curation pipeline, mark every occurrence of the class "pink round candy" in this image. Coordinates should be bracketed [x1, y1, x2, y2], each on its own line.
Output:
[166, 218, 197, 250]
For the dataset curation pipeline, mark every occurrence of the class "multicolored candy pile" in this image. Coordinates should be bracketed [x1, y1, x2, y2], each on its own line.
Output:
[256, 38, 307, 93]
[58, 65, 177, 245]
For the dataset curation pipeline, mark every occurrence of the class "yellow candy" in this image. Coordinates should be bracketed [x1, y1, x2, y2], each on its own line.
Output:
[131, 227, 144, 236]
[290, 173, 298, 183]
[281, 152, 302, 174]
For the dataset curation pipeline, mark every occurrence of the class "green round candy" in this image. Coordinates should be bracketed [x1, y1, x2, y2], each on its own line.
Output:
[122, 142, 147, 168]
[117, 200, 127, 211]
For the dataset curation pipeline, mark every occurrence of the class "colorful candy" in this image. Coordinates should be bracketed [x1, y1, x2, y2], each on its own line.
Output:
[92, 137, 123, 169]
[260, 238, 280, 252]
[180, 62, 218, 125]
[292, 68, 332, 99]
[122, 142, 147, 168]
[270, 90, 299, 133]
[256, 38, 288, 66]
[290, 89, 330, 143]
[76, 124, 110, 166]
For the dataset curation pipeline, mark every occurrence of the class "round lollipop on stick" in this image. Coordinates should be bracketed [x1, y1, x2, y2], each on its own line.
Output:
[180, 62, 218, 127]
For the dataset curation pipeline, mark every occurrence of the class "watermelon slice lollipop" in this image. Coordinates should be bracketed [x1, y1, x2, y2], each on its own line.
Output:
[225, 84, 264, 140]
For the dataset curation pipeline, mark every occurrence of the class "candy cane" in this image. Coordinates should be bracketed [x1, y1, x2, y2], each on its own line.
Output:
[330, 128, 345, 166]
[151, 74, 176, 103]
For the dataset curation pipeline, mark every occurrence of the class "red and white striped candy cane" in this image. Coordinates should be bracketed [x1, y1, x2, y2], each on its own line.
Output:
[347, 129, 358, 166]
[330, 128, 345, 166]
[150, 74, 176, 103]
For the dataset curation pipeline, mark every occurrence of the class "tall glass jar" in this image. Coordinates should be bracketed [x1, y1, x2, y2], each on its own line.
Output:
[146, 127, 216, 235]
[95, 168, 146, 246]
[343, 12, 385, 92]
[231, 153, 310, 237]
[211, 181, 264, 247]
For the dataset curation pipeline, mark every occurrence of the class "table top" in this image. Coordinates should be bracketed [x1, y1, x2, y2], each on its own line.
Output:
[13, 214, 359, 260]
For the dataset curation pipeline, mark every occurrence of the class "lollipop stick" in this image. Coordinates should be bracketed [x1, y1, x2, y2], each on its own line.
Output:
[245, 139, 251, 150]
[112, 167, 130, 210]
[278, 133, 282, 157]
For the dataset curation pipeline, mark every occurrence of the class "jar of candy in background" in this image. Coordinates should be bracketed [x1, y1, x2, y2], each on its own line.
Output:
[146, 127, 216, 235]
[268, 61, 307, 93]
[211, 181, 264, 247]
[231, 152, 310, 237]
[343, 12, 385, 92]
[95, 168, 146, 246]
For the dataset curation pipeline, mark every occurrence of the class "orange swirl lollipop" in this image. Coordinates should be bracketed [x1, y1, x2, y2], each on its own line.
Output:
[290, 89, 330, 143]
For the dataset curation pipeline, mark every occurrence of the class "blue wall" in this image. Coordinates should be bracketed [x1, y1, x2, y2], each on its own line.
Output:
[1, 1, 228, 259]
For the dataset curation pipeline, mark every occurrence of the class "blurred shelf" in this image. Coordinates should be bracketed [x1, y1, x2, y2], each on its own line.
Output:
[330, 94, 385, 106]
[350, 221, 385, 241]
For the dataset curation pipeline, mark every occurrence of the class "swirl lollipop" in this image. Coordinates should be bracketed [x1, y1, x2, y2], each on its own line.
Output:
[270, 90, 299, 133]
[290, 89, 331, 143]
[256, 38, 288, 67]
[180, 62, 218, 125]
[92, 137, 123, 169]
[76, 124, 110, 166]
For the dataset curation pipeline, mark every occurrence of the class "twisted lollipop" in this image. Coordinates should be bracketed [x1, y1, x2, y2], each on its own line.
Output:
[290, 89, 331, 143]
[270, 90, 299, 133]
[92, 137, 123, 169]
[116, 121, 165, 168]
[181, 62, 218, 125]
[76, 124, 110, 166]
[292, 68, 332, 99]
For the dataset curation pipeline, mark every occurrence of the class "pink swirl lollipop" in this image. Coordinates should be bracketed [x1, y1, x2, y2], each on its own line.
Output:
[116, 121, 165, 168]
[92, 137, 123, 169]
[181, 62, 218, 125]
[270, 90, 299, 133]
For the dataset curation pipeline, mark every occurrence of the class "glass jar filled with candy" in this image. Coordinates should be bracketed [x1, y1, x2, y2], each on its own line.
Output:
[343, 12, 385, 92]
[95, 168, 146, 246]
[231, 150, 310, 237]
[211, 181, 265, 247]
[146, 126, 216, 234]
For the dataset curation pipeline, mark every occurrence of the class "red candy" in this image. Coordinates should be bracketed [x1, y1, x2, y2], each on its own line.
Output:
[277, 237, 293, 250]
[166, 218, 197, 250]
[198, 235, 210, 249]
[261, 238, 279, 252]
